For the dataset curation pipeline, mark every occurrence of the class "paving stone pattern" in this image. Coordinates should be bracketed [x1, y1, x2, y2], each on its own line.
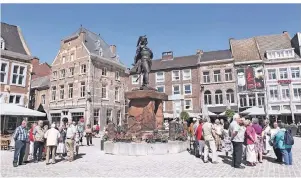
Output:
[1, 137, 301, 177]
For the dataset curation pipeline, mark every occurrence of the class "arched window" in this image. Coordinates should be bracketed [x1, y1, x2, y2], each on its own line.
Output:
[226, 89, 235, 104]
[0, 37, 5, 50]
[215, 90, 223, 105]
[204, 90, 212, 105]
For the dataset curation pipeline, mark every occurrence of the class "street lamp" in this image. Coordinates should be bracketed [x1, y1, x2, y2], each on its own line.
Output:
[200, 85, 204, 119]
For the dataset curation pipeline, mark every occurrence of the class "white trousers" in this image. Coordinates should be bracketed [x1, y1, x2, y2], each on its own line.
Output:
[29, 141, 34, 155]
[204, 140, 217, 162]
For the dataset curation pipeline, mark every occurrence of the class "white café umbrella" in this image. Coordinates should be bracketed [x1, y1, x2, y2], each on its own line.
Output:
[163, 113, 174, 118]
[0, 103, 46, 117]
[201, 105, 217, 121]
[219, 111, 226, 116]
[220, 100, 232, 116]
[241, 106, 265, 116]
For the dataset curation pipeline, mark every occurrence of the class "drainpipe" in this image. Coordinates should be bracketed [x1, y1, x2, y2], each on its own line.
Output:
[262, 62, 269, 120]
[234, 67, 240, 114]
[200, 85, 204, 119]
[289, 82, 295, 123]
[86, 56, 92, 126]
[28, 71, 35, 124]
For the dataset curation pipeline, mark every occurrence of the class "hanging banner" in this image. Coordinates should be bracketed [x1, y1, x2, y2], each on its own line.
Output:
[246, 66, 255, 90]
[236, 65, 265, 92]
[254, 65, 264, 90]
[237, 68, 246, 92]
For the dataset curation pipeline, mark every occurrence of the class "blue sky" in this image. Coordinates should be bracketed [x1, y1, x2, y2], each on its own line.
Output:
[1, 4, 300, 67]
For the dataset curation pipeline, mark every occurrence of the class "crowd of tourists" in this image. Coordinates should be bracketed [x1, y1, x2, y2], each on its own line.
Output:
[189, 113, 295, 168]
[11, 119, 98, 167]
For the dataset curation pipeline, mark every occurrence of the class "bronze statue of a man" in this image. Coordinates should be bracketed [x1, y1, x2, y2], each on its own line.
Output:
[130, 35, 153, 89]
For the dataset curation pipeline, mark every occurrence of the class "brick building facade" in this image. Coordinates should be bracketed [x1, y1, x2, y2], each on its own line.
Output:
[49, 27, 127, 130]
[0, 22, 33, 130]
[199, 50, 238, 114]
[230, 31, 301, 123]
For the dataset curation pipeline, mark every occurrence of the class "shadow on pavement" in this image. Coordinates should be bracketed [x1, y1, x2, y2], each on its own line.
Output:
[74, 153, 86, 161]
[218, 155, 232, 166]
[263, 155, 284, 165]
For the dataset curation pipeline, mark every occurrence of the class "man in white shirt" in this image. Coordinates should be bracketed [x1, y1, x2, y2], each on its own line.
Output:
[44, 124, 60, 165]
[65, 121, 76, 162]
[229, 113, 245, 169]
[202, 117, 218, 164]
[270, 121, 281, 162]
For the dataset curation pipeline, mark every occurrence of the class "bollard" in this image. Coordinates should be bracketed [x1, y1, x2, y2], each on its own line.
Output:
[101, 139, 104, 151]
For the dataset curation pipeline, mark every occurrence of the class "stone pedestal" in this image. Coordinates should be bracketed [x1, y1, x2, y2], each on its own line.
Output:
[125, 90, 168, 134]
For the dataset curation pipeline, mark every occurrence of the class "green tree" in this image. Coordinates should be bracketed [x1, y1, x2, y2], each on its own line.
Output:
[180, 111, 190, 122]
[225, 109, 235, 120]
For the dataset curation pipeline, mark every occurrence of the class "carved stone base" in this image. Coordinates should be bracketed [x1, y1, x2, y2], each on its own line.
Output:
[125, 90, 168, 135]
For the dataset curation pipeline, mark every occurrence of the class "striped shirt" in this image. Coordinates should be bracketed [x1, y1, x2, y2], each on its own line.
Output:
[13, 126, 28, 141]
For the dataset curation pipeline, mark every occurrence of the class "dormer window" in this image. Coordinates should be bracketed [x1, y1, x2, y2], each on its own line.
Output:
[95, 40, 103, 57]
[266, 48, 295, 60]
[0, 37, 5, 50]
[162, 51, 173, 60]
[99, 48, 103, 57]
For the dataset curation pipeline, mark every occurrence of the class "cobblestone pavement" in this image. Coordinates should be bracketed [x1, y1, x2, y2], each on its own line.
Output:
[1, 137, 301, 177]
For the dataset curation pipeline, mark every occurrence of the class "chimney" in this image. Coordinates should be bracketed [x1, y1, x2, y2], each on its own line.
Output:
[31, 57, 40, 66]
[196, 49, 203, 55]
[162, 51, 173, 60]
[110, 45, 116, 55]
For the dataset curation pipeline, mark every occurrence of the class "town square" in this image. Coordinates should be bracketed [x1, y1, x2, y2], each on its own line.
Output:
[0, 3, 301, 177]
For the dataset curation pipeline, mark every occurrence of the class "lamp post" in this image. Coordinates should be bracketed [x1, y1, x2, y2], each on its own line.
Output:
[28, 71, 35, 109]
[200, 85, 204, 119]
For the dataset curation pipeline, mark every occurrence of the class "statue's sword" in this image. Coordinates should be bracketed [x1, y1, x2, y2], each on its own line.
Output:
[136, 72, 142, 82]
[135, 60, 143, 82]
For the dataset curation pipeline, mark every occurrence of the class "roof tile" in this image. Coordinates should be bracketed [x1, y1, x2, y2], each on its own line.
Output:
[255, 33, 296, 59]
[1, 22, 29, 55]
[230, 37, 261, 62]
[31, 76, 50, 89]
[151, 55, 199, 71]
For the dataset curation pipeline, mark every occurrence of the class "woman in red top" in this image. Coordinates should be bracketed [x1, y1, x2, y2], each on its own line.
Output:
[195, 119, 204, 158]
[245, 120, 256, 166]
[95, 124, 100, 135]
[29, 123, 36, 159]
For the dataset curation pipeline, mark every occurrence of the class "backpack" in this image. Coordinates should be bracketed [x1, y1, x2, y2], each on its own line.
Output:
[284, 129, 294, 146]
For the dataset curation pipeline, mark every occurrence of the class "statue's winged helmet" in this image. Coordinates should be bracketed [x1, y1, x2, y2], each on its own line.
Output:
[136, 35, 148, 47]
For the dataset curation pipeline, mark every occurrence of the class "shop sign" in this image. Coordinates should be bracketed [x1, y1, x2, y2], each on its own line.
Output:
[278, 80, 291, 85]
